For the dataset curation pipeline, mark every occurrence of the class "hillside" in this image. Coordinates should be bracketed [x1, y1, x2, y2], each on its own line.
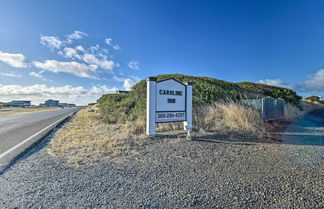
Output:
[98, 74, 301, 123]
[237, 82, 302, 105]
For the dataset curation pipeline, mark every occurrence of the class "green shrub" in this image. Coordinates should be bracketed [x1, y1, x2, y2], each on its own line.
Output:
[98, 74, 302, 123]
[98, 74, 254, 123]
[237, 82, 302, 105]
[304, 96, 321, 102]
[97, 92, 145, 123]
[133, 74, 250, 105]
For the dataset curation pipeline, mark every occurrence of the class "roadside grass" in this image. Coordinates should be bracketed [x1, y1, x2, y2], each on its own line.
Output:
[49, 105, 145, 165]
[193, 101, 268, 137]
[50, 102, 270, 164]
[50, 96, 322, 165]
[0, 107, 61, 118]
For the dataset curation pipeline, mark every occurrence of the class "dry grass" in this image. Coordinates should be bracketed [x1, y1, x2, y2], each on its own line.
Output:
[51, 100, 321, 165]
[49, 105, 145, 165]
[50, 102, 269, 164]
[0, 107, 61, 118]
[284, 101, 322, 121]
[193, 101, 267, 137]
[156, 122, 184, 132]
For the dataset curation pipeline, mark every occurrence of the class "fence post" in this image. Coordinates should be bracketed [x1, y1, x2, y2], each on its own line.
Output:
[146, 77, 157, 136]
[261, 97, 266, 120]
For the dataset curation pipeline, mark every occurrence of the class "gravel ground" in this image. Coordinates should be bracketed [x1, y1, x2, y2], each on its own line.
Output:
[0, 114, 323, 208]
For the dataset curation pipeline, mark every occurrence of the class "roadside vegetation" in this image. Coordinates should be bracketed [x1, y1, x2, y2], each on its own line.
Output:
[303, 95, 324, 105]
[97, 74, 259, 124]
[236, 82, 302, 105]
[50, 105, 145, 164]
[193, 101, 266, 137]
[50, 74, 322, 164]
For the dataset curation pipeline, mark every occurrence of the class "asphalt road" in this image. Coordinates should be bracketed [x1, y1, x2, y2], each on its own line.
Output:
[280, 108, 324, 146]
[0, 107, 79, 165]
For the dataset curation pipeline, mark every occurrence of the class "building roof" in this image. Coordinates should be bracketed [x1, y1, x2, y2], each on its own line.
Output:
[45, 99, 59, 102]
[116, 90, 129, 94]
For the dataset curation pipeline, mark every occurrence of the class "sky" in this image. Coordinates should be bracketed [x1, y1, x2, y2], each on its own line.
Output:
[1, 0, 324, 105]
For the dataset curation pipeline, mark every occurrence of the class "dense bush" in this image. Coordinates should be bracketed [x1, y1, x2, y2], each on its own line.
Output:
[133, 74, 251, 104]
[97, 91, 145, 123]
[98, 74, 255, 123]
[237, 82, 302, 105]
[304, 96, 321, 102]
[98, 74, 302, 123]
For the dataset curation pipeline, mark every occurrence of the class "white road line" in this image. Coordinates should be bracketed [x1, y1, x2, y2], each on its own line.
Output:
[0, 110, 76, 160]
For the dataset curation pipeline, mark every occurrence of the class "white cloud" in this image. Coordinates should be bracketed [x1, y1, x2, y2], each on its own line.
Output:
[62, 47, 81, 59]
[127, 61, 140, 70]
[82, 53, 115, 71]
[75, 45, 85, 52]
[89, 44, 100, 53]
[88, 85, 118, 95]
[66, 31, 88, 43]
[56, 45, 115, 72]
[300, 69, 324, 91]
[0, 72, 22, 78]
[123, 78, 136, 91]
[258, 79, 291, 88]
[40, 35, 63, 50]
[114, 76, 140, 90]
[105, 38, 121, 50]
[40, 31, 87, 50]
[33, 60, 98, 78]
[29, 71, 46, 80]
[0, 51, 27, 68]
[105, 38, 112, 45]
[0, 84, 84, 96]
[39, 32, 118, 73]
[0, 84, 117, 105]
[113, 44, 121, 50]
[113, 75, 125, 82]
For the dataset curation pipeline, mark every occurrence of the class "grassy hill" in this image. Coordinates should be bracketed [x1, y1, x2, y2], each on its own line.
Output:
[98, 74, 301, 123]
[237, 82, 302, 105]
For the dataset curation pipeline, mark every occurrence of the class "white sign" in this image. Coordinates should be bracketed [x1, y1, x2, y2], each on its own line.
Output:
[156, 79, 186, 122]
[146, 77, 193, 136]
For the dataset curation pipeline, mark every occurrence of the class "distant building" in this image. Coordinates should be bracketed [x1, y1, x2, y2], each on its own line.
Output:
[9, 100, 31, 106]
[59, 103, 76, 107]
[59, 103, 68, 107]
[45, 99, 59, 107]
[116, 90, 129, 94]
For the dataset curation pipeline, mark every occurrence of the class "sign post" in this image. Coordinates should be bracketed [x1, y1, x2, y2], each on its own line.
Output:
[183, 82, 193, 136]
[146, 77, 157, 136]
[146, 77, 193, 136]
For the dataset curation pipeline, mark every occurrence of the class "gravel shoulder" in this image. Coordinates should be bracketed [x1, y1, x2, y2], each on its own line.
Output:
[0, 113, 323, 208]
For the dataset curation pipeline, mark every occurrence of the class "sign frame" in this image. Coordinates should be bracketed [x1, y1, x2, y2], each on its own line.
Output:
[146, 77, 193, 136]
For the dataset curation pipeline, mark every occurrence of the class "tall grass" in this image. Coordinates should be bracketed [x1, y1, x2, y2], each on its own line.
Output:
[193, 101, 267, 137]
[51, 100, 319, 164]
[284, 101, 320, 121]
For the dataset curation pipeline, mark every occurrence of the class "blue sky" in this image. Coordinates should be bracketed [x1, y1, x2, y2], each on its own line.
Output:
[1, 0, 324, 105]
